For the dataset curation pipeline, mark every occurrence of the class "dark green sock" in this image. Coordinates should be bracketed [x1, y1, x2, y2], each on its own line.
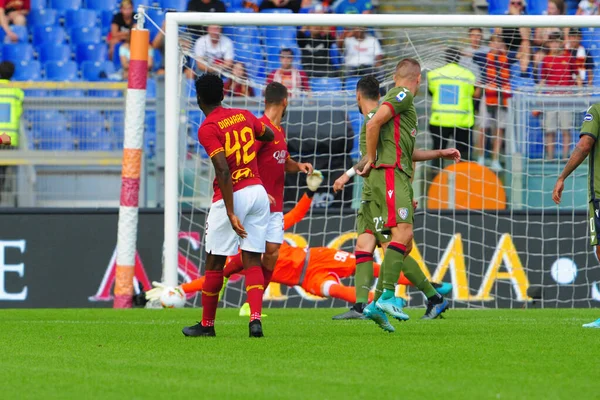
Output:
[382, 243, 406, 292]
[403, 255, 438, 298]
[374, 271, 384, 302]
[355, 260, 374, 304]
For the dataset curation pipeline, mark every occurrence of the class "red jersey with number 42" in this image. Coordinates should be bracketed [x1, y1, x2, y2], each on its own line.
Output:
[198, 106, 266, 203]
[256, 115, 289, 212]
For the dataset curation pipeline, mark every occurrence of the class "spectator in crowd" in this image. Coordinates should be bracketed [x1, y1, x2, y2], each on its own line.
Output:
[479, 35, 511, 172]
[568, 28, 594, 85]
[577, 0, 599, 14]
[0, 0, 28, 43]
[540, 32, 581, 160]
[120, 32, 155, 80]
[259, 0, 302, 13]
[187, 0, 226, 12]
[533, 0, 568, 48]
[494, 0, 531, 63]
[193, 25, 234, 75]
[152, 21, 166, 75]
[427, 47, 477, 169]
[338, 27, 382, 77]
[223, 62, 255, 97]
[266, 48, 310, 96]
[297, 12, 336, 78]
[331, 0, 372, 14]
[109, 0, 135, 60]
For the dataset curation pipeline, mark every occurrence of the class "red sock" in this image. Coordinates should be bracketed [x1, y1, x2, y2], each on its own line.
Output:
[245, 266, 264, 322]
[262, 266, 273, 290]
[201, 270, 223, 327]
[223, 253, 243, 278]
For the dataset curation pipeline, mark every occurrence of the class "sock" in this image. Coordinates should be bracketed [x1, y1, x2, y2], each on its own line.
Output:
[327, 283, 356, 303]
[201, 270, 223, 327]
[223, 253, 243, 278]
[382, 242, 406, 291]
[181, 276, 205, 294]
[374, 273, 384, 302]
[402, 254, 438, 298]
[244, 266, 264, 322]
[354, 251, 374, 304]
[262, 266, 273, 290]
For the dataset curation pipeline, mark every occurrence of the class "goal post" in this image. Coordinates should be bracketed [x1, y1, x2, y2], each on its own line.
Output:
[159, 11, 600, 308]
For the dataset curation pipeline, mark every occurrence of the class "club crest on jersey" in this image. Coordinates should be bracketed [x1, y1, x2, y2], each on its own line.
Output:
[396, 92, 406, 102]
[584, 113, 594, 122]
[398, 207, 408, 220]
[387, 190, 394, 198]
[411, 128, 417, 137]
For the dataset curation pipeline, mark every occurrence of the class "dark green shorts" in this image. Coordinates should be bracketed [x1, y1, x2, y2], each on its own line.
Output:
[370, 167, 413, 227]
[589, 200, 600, 246]
[357, 201, 391, 244]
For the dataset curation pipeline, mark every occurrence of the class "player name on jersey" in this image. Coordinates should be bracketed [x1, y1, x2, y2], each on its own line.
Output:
[217, 113, 247, 130]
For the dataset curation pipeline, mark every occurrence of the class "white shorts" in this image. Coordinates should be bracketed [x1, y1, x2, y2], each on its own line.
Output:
[265, 212, 284, 244]
[204, 185, 270, 256]
[544, 111, 573, 132]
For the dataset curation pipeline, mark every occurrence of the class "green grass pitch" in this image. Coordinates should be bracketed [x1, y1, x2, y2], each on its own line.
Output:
[1, 308, 599, 399]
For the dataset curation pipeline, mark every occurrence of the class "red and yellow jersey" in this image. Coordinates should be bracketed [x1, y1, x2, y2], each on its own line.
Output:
[197, 106, 266, 202]
[255, 115, 289, 212]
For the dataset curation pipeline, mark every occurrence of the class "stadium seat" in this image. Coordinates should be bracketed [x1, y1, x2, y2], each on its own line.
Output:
[230, 26, 260, 45]
[31, 111, 73, 150]
[526, 0, 547, 14]
[68, 110, 112, 151]
[160, 0, 187, 10]
[261, 26, 296, 42]
[108, 111, 124, 148]
[135, 0, 152, 6]
[260, 8, 293, 13]
[13, 61, 42, 81]
[85, 0, 118, 11]
[69, 26, 102, 46]
[54, 89, 85, 97]
[39, 43, 71, 63]
[33, 25, 66, 46]
[24, 88, 50, 97]
[45, 60, 79, 80]
[146, 8, 165, 41]
[234, 43, 266, 80]
[100, 10, 114, 36]
[65, 9, 97, 29]
[311, 77, 342, 92]
[80, 60, 116, 81]
[2, 43, 34, 63]
[227, 7, 254, 12]
[343, 76, 361, 92]
[49, 0, 82, 17]
[76, 43, 107, 63]
[88, 88, 123, 97]
[5, 25, 28, 43]
[28, 9, 58, 27]
[146, 78, 157, 98]
[31, 0, 48, 9]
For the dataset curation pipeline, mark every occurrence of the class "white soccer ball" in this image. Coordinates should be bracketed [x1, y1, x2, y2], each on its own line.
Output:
[159, 287, 186, 308]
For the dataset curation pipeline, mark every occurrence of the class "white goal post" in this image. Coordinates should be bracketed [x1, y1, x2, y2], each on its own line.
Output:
[160, 11, 600, 306]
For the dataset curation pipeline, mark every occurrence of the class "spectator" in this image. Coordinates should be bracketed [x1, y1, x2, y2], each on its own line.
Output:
[297, 17, 336, 78]
[187, 0, 226, 12]
[120, 32, 155, 80]
[540, 32, 581, 160]
[461, 27, 487, 146]
[259, 0, 302, 13]
[331, 0, 372, 14]
[152, 21, 166, 75]
[109, 0, 135, 60]
[568, 28, 594, 85]
[193, 25, 234, 75]
[223, 62, 255, 97]
[577, 0, 599, 14]
[0, 0, 29, 43]
[533, 0, 568, 48]
[479, 35, 511, 172]
[338, 27, 383, 77]
[494, 0, 531, 63]
[427, 47, 477, 169]
[266, 48, 310, 97]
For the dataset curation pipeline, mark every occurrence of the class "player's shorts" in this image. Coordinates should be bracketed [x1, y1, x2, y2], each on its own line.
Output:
[357, 200, 391, 244]
[265, 211, 284, 244]
[588, 199, 600, 246]
[302, 248, 355, 297]
[370, 167, 414, 228]
[485, 106, 509, 130]
[543, 111, 573, 132]
[205, 184, 270, 256]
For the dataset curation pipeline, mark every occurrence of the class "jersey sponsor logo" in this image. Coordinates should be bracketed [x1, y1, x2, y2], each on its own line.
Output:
[273, 149, 288, 164]
[396, 91, 406, 102]
[584, 113, 594, 122]
[231, 167, 254, 182]
[387, 189, 393, 198]
[398, 207, 408, 220]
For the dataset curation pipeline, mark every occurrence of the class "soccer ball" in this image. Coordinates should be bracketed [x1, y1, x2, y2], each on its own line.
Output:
[159, 287, 186, 308]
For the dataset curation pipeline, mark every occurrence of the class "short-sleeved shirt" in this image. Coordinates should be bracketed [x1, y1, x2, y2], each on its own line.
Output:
[359, 107, 378, 201]
[0, 0, 29, 11]
[332, 0, 372, 14]
[343, 36, 382, 67]
[580, 103, 600, 200]
[541, 53, 576, 86]
[193, 34, 234, 65]
[198, 106, 266, 203]
[256, 115, 289, 212]
[111, 13, 133, 34]
[376, 86, 417, 177]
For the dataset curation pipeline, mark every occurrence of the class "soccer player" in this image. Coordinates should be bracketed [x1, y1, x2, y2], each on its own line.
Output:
[553, 103, 600, 328]
[357, 59, 460, 331]
[182, 74, 274, 338]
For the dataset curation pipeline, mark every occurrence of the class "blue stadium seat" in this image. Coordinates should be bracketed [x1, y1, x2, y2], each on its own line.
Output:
[135, 0, 153, 6]
[487, 0, 509, 14]
[31, 111, 73, 150]
[234, 43, 266, 80]
[227, 7, 254, 12]
[161, 0, 187, 10]
[80, 60, 115, 80]
[526, 0, 547, 14]
[261, 26, 296, 42]
[146, 78, 156, 98]
[69, 26, 102, 46]
[108, 111, 124, 148]
[33, 25, 66, 46]
[260, 8, 293, 13]
[3, 44, 33, 63]
[88, 88, 123, 97]
[49, 0, 81, 17]
[28, 9, 58, 27]
[13, 61, 42, 81]
[69, 110, 112, 151]
[76, 43, 107, 63]
[54, 89, 85, 97]
[100, 10, 114, 36]
[343, 76, 361, 92]
[39, 43, 71, 63]
[146, 8, 165, 41]
[85, 0, 118, 10]
[65, 9, 97, 29]
[230, 26, 260, 45]
[311, 77, 342, 92]
[45, 60, 79, 80]
[31, 0, 48, 9]
[24, 88, 51, 97]
[184, 78, 197, 98]
[5, 25, 28, 43]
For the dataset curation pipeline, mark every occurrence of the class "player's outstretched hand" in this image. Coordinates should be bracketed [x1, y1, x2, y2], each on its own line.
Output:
[333, 173, 350, 193]
[356, 162, 372, 178]
[146, 281, 166, 301]
[228, 213, 247, 238]
[0, 133, 11, 145]
[306, 170, 323, 191]
[441, 148, 461, 162]
[552, 178, 564, 205]
[298, 162, 314, 174]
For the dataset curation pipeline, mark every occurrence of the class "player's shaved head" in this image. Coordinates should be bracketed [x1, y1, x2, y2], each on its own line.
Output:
[356, 75, 379, 101]
[394, 58, 421, 81]
[265, 82, 288, 105]
[195, 73, 224, 107]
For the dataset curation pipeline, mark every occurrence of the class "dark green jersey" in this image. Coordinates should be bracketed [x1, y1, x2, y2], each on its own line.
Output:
[374, 86, 417, 177]
[581, 103, 600, 200]
[359, 107, 378, 201]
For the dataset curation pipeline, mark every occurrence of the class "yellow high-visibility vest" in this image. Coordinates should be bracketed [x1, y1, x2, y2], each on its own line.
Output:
[0, 79, 24, 147]
[427, 63, 476, 128]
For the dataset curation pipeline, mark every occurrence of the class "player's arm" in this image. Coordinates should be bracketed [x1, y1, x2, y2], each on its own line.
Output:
[363, 105, 393, 170]
[283, 171, 323, 230]
[253, 117, 275, 142]
[333, 156, 368, 192]
[285, 157, 313, 174]
[412, 148, 461, 162]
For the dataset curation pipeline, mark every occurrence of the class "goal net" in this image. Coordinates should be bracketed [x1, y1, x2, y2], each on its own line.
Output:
[154, 10, 600, 309]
